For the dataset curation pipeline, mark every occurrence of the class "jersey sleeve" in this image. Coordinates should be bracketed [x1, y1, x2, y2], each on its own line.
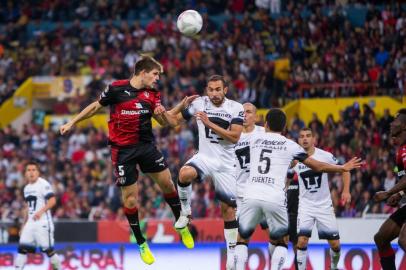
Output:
[231, 103, 244, 125]
[42, 181, 55, 200]
[181, 97, 204, 120]
[328, 153, 339, 165]
[98, 85, 115, 106]
[290, 141, 308, 162]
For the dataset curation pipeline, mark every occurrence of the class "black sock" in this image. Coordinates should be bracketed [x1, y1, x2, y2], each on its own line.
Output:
[379, 248, 396, 270]
[124, 206, 145, 245]
[164, 191, 181, 220]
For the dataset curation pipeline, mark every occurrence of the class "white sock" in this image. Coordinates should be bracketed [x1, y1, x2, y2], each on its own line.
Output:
[330, 248, 340, 269]
[50, 253, 62, 270]
[268, 242, 276, 258]
[271, 245, 287, 270]
[15, 253, 27, 269]
[235, 244, 248, 270]
[177, 183, 192, 215]
[296, 248, 307, 270]
[224, 227, 238, 268]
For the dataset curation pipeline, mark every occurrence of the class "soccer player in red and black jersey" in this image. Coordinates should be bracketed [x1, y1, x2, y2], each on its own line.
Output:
[60, 56, 196, 265]
[374, 108, 406, 270]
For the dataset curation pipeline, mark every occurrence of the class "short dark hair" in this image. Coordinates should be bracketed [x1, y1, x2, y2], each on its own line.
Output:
[300, 127, 313, 136]
[133, 56, 163, 75]
[265, 108, 286, 132]
[207, 74, 227, 88]
[25, 161, 40, 172]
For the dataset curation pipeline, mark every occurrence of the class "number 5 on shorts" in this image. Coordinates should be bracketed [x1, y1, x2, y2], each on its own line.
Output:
[118, 165, 125, 176]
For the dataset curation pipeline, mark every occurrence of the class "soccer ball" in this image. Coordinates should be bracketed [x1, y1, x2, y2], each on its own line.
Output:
[177, 10, 203, 36]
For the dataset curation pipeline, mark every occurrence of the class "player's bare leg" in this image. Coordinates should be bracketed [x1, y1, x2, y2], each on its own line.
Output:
[398, 223, 406, 251]
[296, 236, 309, 270]
[327, 239, 341, 270]
[121, 183, 155, 265]
[374, 218, 400, 270]
[148, 169, 194, 248]
[221, 202, 238, 270]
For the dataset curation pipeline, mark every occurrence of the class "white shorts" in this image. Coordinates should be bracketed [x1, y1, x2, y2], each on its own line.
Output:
[238, 198, 288, 240]
[19, 219, 55, 250]
[236, 196, 269, 230]
[186, 153, 237, 207]
[297, 205, 340, 240]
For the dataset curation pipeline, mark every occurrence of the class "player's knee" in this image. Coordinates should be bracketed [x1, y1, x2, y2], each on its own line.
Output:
[330, 241, 340, 252]
[124, 195, 137, 208]
[398, 237, 406, 251]
[178, 167, 195, 184]
[374, 232, 384, 247]
[297, 237, 308, 249]
[41, 247, 56, 257]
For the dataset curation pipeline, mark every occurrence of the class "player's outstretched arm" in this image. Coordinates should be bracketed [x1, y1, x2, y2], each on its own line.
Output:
[302, 157, 362, 173]
[60, 101, 103, 135]
[154, 95, 199, 127]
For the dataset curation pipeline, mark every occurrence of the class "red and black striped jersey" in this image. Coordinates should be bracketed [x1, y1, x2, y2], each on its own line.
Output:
[99, 79, 161, 146]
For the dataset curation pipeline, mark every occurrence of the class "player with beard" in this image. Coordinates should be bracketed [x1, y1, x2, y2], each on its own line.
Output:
[160, 75, 244, 270]
[374, 108, 406, 270]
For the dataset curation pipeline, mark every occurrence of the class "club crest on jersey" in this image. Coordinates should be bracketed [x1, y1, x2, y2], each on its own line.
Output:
[135, 103, 143, 109]
[144, 91, 149, 98]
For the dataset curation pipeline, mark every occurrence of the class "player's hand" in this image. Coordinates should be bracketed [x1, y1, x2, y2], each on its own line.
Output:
[374, 191, 390, 202]
[181, 95, 199, 109]
[154, 104, 167, 115]
[60, 122, 73, 135]
[33, 211, 43, 221]
[341, 192, 351, 205]
[387, 193, 402, 207]
[342, 157, 363, 171]
[195, 111, 210, 126]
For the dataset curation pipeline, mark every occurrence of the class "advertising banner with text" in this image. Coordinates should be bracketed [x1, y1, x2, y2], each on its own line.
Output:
[1, 243, 405, 270]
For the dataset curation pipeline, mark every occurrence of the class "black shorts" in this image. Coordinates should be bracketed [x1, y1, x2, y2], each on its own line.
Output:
[390, 205, 406, 227]
[111, 143, 168, 186]
[288, 213, 298, 244]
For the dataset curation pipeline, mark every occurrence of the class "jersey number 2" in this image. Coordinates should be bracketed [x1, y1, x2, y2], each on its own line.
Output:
[258, 149, 272, 174]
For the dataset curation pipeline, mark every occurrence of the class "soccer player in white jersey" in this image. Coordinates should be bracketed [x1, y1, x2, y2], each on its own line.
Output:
[234, 109, 362, 270]
[293, 128, 351, 270]
[235, 103, 279, 258]
[161, 75, 244, 270]
[15, 162, 61, 270]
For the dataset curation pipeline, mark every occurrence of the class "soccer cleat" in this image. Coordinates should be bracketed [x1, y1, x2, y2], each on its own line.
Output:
[176, 226, 195, 249]
[139, 242, 155, 265]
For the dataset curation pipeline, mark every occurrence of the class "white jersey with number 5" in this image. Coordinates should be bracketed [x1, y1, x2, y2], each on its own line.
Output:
[293, 147, 338, 208]
[23, 177, 55, 223]
[235, 125, 265, 197]
[182, 96, 244, 170]
[244, 132, 308, 205]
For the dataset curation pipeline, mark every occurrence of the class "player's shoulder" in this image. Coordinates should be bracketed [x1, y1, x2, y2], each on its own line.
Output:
[255, 125, 265, 132]
[225, 98, 244, 110]
[315, 147, 334, 159]
[38, 177, 51, 186]
[111, 79, 130, 87]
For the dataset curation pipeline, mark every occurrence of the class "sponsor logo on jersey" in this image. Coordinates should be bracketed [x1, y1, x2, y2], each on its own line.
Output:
[204, 111, 232, 119]
[135, 102, 143, 109]
[124, 90, 131, 96]
[121, 109, 149, 115]
[116, 176, 126, 185]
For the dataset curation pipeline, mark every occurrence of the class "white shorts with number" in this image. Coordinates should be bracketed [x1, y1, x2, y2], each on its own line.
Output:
[19, 219, 55, 250]
[238, 198, 288, 240]
[297, 205, 340, 240]
[186, 153, 237, 207]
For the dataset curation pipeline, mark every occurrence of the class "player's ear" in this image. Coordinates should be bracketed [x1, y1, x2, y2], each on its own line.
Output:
[223, 86, 228, 95]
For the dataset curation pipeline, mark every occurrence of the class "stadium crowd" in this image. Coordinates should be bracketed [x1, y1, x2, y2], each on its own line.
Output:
[0, 1, 405, 106]
[0, 103, 400, 223]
